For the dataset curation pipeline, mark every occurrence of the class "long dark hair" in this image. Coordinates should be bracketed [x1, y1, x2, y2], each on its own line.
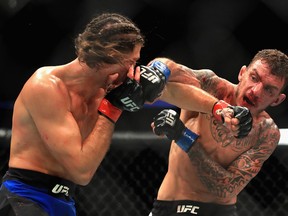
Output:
[74, 12, 145, 68]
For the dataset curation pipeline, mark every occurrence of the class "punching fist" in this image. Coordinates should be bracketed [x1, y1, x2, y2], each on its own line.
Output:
[140, 61, 171, 102]
[212, 100, 253, 138]
[98, 78, 144, 123]
[153, 109, 198, 152]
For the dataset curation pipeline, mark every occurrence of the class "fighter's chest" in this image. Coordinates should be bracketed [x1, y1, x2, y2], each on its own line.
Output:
[70, 96, 100, 137]
[187, 114, 254, 163]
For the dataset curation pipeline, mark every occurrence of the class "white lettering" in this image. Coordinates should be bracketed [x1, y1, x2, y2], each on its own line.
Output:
[52, 184, 69, 196]
[141, 69, 160, 83]
[166, 112, 176, 126]
[177, 205, 199, 214]
[121, 97, 140, 111]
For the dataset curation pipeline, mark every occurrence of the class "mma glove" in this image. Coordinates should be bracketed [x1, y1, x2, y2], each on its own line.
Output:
[98, 78, 144, 123]
[153, 109, 199, 152]
[212, 100, 253, 138]
[140, 61, 171, 102]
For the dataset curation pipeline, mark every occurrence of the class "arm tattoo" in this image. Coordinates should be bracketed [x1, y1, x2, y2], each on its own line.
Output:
[196, 70, 228, 99]
[188, 142, 238, 198]
[195, 70, 217, 91]
[187, 126, 279, 198]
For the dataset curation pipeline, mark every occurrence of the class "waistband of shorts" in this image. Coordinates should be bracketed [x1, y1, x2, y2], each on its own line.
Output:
[3, 167, 76, 198]
[154, 199, 236, 206]
[153, 199, 237, 215]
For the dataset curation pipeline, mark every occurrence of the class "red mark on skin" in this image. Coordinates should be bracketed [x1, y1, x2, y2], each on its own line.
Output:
[42, 134, 49, 141]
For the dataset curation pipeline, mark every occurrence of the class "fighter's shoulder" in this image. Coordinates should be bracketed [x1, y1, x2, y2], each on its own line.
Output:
[253, 113, 280, 143]
[29, 66, 65, 89]
[195, 69, 232, 94]
[193, 68, 215, 75]
[22, 66, 69, 102]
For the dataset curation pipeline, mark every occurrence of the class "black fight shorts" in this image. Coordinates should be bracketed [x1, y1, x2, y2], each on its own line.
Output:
[0, 168, 76, 216]
[149, 200, 238, 216]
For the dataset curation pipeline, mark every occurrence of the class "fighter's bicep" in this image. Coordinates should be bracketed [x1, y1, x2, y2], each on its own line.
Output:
[23, 79, 81, 149]
[35, 110, 80, 149]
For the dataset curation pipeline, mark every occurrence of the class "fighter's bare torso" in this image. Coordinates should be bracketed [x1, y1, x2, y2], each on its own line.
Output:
[8, 62, 104, 180]
[157, 111, 258, 204]
[8, 44, 142, 185]
[158, 68, 278, 205]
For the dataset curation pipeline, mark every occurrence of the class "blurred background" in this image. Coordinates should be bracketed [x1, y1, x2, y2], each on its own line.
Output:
[0, 0, 288, 215]
[0, 0, 288, 129]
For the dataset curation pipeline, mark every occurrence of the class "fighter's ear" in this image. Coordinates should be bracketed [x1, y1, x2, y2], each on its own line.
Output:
[238, 65, 247, 82]
[270, 93, 286, 107]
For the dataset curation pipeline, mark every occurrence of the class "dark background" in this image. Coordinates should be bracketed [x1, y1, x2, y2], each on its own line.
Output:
[0, 0, 287, 129]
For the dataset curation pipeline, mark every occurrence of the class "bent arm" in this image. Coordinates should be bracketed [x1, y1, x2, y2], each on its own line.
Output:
[187, 123, 279, 198]
[22, 77, 114, 185]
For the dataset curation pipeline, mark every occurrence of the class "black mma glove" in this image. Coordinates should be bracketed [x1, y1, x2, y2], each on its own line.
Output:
[140, 61, 171, 102]
[153, 109, 199, 152]
[98, 78, 144, 123]
[212, 100, 253, 138]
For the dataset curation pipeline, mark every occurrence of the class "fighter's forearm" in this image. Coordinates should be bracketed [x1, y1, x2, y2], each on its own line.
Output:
[160, 82, 218, 114]
[187, 142, 245, 198]
[152, 58, 218, 114]
[67, 116, 115, 185]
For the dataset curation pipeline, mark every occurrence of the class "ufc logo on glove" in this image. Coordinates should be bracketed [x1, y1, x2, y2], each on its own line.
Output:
[120, 97, 141, 112]
[140, 67, 161, 83]
[165, 112, 176, 126]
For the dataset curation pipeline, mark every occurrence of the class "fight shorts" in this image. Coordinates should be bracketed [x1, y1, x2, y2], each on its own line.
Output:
[149, 200, 238, 216]
[0, 168, 76, 216]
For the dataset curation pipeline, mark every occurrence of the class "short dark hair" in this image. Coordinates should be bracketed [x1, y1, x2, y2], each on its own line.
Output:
[74, 13, 145, 68]
[249, 49, 288, 91]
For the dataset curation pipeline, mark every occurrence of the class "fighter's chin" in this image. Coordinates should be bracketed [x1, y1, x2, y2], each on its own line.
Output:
[241, 103, 255, 112]
[242, 101, 259, 115]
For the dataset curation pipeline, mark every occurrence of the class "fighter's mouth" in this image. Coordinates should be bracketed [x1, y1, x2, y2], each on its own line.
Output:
[244, 96, 255, 106]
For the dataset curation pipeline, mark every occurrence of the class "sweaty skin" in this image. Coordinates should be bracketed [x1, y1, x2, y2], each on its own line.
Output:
[154, 57, 285, 204]
[8, 45, 141, 186]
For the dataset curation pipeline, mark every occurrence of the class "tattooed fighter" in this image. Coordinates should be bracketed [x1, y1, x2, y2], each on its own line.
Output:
[149, 49, 288, 216]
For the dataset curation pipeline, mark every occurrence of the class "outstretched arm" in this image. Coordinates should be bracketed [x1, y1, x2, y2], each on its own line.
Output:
[161, 82, 218, 114]
[152, 58, 252, 138]
[152, 57, 219, 113]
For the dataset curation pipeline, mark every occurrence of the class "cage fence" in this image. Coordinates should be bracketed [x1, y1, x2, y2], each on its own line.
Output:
[0, 130, 287, 216]
[74, 132, 288, 216]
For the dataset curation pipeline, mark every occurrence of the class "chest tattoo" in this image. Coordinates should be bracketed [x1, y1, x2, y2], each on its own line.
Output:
[210, 118, 251, 152]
